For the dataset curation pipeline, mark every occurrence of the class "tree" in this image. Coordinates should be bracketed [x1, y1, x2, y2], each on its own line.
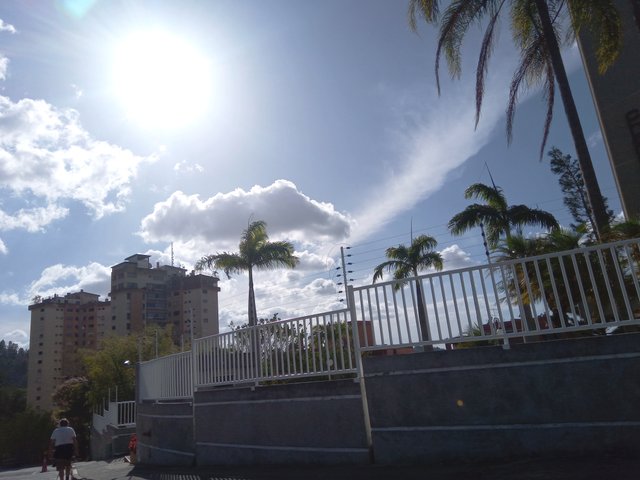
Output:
[448, 182, 559, 249]
[373, 234, 444, 342]
[408, 0, 623, 240]
[548, 147, 614, 233]
[52, 377, 91, 459]
[196, 220, 299, 326]
[82, 326, 177, 408]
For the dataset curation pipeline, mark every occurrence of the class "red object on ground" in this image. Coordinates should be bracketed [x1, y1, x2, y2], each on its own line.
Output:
[41, 453, 48, 472]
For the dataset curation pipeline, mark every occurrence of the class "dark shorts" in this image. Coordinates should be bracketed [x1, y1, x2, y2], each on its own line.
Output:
[54, 443, 74, 464]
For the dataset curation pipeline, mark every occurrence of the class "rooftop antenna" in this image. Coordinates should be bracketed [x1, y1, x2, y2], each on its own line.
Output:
[484, 161, 498, 191]
[171, 242, 174, 267]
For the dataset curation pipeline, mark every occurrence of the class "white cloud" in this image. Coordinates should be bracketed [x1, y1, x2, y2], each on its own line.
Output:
[0, 19, 16, 34]
[0, 96, 155, 219]
[174, 160, 204, 173]
[1, 329, 28, 348]
[28, 262, 111, 300]
[0, 238, 6, 255]
[440, 244, 476, 270]
[138, 180, 352, 250]
[588, 130, 603, 148]
[0, 292, 20, 305]
[71, 84, 83, 99]
[351, 82, 505, 242]
[0, 55, 8, 81]
[0, 205, 69, 232]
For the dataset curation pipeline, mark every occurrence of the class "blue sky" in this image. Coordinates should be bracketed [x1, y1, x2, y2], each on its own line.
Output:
[0, 0, 621, 347]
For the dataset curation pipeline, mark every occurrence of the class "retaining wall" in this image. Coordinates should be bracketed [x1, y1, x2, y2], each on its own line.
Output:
[137, 333, 640, 465]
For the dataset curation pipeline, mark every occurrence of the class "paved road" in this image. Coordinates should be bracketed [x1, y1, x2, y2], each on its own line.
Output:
[4, 456, 639, 480]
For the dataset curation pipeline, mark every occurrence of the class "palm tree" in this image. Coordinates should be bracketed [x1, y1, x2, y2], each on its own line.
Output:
[195, 220, 298, 326]
[448, 182, 559, 250]
[408, 0, 623, 241]
[373, 234, 444, 342]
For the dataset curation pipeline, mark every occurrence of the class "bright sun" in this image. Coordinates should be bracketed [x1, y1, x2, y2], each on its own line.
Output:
[112, 30, 212, 129]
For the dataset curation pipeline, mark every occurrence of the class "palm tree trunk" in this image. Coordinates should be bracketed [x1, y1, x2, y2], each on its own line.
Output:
[534, 0, 609, 241]
[247, 267, 257, 326]
[415, 281, 430, 343]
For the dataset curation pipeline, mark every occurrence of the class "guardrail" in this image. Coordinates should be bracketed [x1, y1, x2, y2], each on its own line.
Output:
[139, 350, 192, 401]
[193, 308, 357, 388]
[138, 238, 640, 401]
[351, 238, 640, 350]
[92, 400, 136, 432]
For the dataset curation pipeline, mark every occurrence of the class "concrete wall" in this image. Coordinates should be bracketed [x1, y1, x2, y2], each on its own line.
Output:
[364, 333, 640, 464]
[137, 333, 640, 466]
[194, 379, 369, 465]
[136, 401, 195, 466]
[90, 424, 135, 460]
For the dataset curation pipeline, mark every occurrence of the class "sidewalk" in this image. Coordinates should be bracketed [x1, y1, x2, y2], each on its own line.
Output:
[73, 455, 640, 480]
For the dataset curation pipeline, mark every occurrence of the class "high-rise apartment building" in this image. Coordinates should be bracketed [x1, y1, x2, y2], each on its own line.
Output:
[27, 254, 220, 410]
[27, 291, 109, 411]
[109, 254, 220, 341]
[578, 0, 640, 219]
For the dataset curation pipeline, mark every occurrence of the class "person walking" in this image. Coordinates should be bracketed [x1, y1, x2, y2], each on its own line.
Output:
[49, 418, 79, 480]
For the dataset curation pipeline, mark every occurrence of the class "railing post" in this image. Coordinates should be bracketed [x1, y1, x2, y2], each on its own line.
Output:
[348, 285, 374, 463]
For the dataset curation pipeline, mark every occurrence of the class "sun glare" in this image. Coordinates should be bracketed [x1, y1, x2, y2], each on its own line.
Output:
[112, 30, 212, 129]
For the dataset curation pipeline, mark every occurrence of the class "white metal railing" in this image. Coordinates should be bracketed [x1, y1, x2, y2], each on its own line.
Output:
[351, 238, 640, 351]
[92, 400, 136, 432]
[194, 309, 357, 387]
[138, 238, 640, 401]
[138, 350, 192, 401]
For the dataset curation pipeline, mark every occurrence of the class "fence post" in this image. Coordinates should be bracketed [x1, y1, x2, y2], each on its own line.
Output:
[348, 285, 374, 463]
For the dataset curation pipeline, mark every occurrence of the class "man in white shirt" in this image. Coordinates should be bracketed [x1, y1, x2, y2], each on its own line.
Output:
[49, 418, 79, 480]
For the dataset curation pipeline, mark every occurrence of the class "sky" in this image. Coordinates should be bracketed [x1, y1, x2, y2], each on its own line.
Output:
[0, 0, 622, 348]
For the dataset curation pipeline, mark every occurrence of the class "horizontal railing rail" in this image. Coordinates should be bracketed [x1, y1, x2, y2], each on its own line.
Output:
[139, 350, 192, 401]
[351, 238, 640, 351]
[138, 238, 640, 401]
[92, 400, 136, 431]
[194, 308, 357, 388]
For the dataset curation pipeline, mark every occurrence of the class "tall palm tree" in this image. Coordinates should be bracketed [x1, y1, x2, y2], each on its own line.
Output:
[448, 182, 559, 249]
[373, 234, 444, 342]
[196, 220, 298, 326]
[408, 0, 623, 241]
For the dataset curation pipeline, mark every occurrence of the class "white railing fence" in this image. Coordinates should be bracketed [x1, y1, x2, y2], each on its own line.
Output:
[138, 350, 192, 401]
[92, 400, 136, 433]
[138, 238, 640, 401]
[352, 237, 640, 351]
[194, 309, 357, 388]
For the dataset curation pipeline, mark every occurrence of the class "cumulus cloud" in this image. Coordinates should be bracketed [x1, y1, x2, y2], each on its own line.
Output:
[0, 96, 155, 219]
[138, 180, 352, 250]
[0, 19, 16, 34]
[440, 244, 476, 270]
[27, 262, 111, 301]
[0, 238, 6, 255]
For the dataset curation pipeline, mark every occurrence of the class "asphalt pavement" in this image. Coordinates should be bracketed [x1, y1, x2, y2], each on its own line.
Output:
[3, 455, 639, 480]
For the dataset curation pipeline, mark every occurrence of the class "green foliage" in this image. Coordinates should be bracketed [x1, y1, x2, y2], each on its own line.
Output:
[373, 234, 443, 342]
[0, 339, 28, 388]
[82, 325, 177, 407]
[196, 220, 298, 325]
[0, 407, 52, 467]
[548, 147, 614, 233]
[448, 182, 558, 250]
[52, 377, 91, 459]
